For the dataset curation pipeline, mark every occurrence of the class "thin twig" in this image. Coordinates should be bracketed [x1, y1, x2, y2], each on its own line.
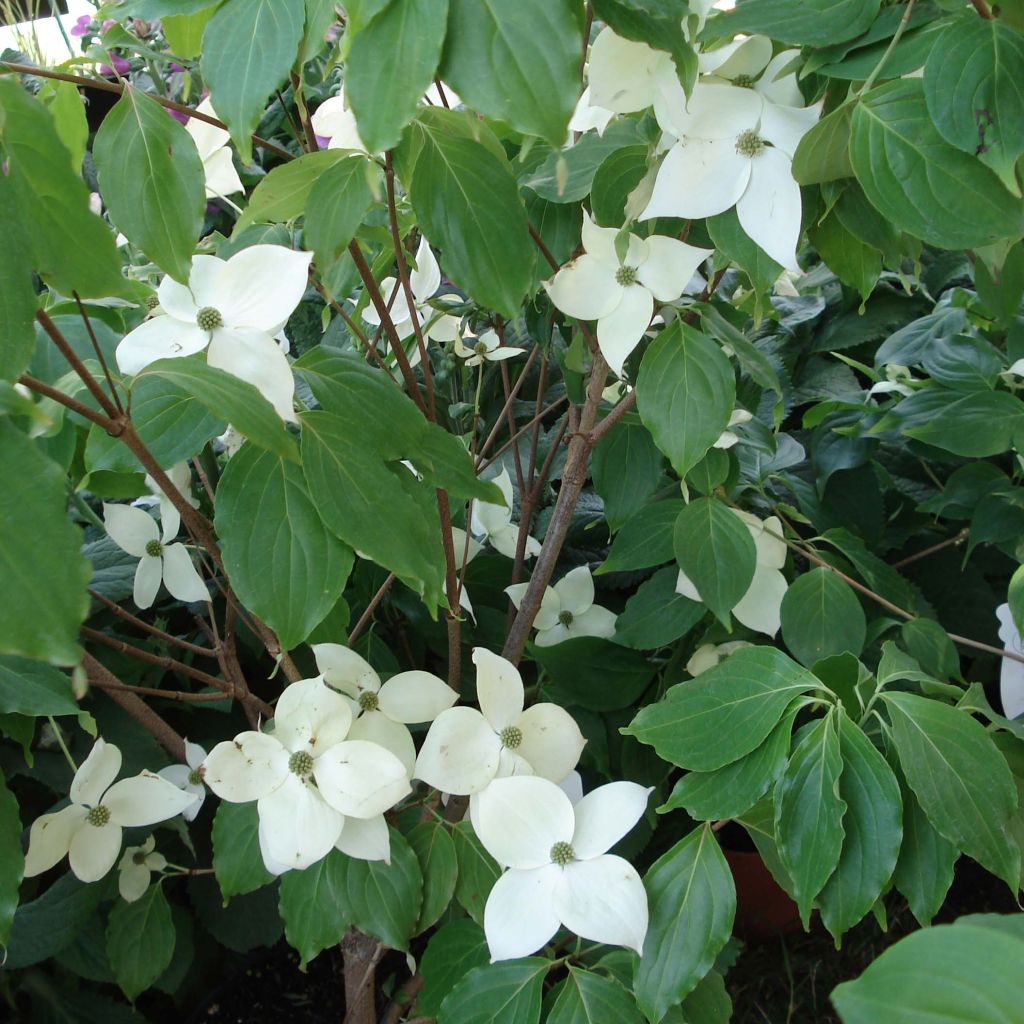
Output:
[73, 292, 123, 414]
[890, 529, 968, 570]
[88, 588, 217, 656]
[19, 374, 115, 430]
[347, 574, 397, 645]
[477, 396, 568, 472]
[36, 309, 120, 419]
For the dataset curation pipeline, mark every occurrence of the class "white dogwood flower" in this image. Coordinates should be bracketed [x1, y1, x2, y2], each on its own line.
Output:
[103, 504, 208, 610]
[202, 677, 410, 873]
[311, 89, 368, 153]
[115, 245, 312, 422]
[415, 648, 585, 795]
[117, 836, 167, 902]
[470, 467, 541, 560]
[311, 644, 456, 775]
[186, 97, 244, 199]
[156, 739, 208, 822]
[586, 27, 677, 115]
[699, 37, 805, 109]
[475, 776, 651, 961]
[454, 329, 525, 367]
[568, 85, 615, 135]
[545, 213, 712, 376]
[676, 510, 788, 635]
[24, 739, 196, 883]
[506, 566, 617, 647]
[642, 82, 819, 270]
[136, 462, 199, 544]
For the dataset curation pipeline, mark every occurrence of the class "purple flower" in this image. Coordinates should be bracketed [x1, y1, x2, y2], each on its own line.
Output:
[167, 107, 190, 126]
[315, 134, 330, 150]
[101, 19, 116, 32]
[70, 14, 92, 36]
[168, 62, 185, 73]
[100, 54, 131, 76]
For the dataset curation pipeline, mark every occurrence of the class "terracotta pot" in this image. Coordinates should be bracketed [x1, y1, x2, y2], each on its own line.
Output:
[724, 848, 803, 941]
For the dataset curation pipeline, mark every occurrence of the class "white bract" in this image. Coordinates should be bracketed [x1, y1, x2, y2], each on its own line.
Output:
[568, 85, 615, 135]
[686, 640, 752, 676]
[642, 82, 819, 270]
[115, 245, 313, 422]
[311, 89, 368, 152]
[475, 776, 651, 961]
[506, 566, 617, 647]
[546, 212, 712, 376]
[676, 510, 788, 635]
[586, 27, 678, 116]
[996, 604, 1024, 722]
[186, 97, 244, 199]
[137, 462, 199, 543]
[713, 408, 753, 449]
[699, 36, 804, 109]
[415, 648, 585, 795]
[311, 644, 456, 775]
[156, 739, 208, 822]
[454, 329, 525, 367]
[24, 739, 196, 883]
[202, 677, 410, 872]
[471, 467, 541, 560]
[117, 836, 167, 902]
[103, 504, 208, 610]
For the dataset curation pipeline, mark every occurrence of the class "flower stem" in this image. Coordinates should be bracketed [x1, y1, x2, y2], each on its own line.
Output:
[47, 716, 78, 772]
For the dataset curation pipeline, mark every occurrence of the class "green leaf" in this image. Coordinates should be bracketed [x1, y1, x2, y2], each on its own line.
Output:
[775, 712, 847, 927]
[781, 567, 867, 668]
[344, 0, 394, 34]
[673, 498, 756, 626]
[708, 207, 784, 296]
[831, 923, 1024, 1024]
[635, 824, 736, 1023]
[440, 0, 580, 147]
[549, 967, 645, 1024]
[417, 919, 490, 1018]
[129, 375, 226, 467]
[408, 820, 458, 934]
[0, 656, 78, 716]
[792, 102, 855, 185]
[201, 0, 306, 163]
[438, 957, 550, 1024]
[534, 637, 657, 712]
[37, 79, 88, 174]
[592, 419, 664, 531]
[0, 177, 37, 383]
[590, 145, 649, 227]
[808, 210, 881, 303]
[132, 356, 298, 461]
[215, 445, 354, 651]
[162, 6, 217, 57]
[593, 0, 697, 90]
[237, 150, 350, 231]
[883, 691, 1021, 890]
[0, 80, 125, 299]
[212, 801, 275, 902]
[452, 821, 501, 927]
[346, 0, 448, 153]
[300, 410, 445, 607]
[626, 646, 819, 771]
[707, 0, 881, 46]
[93, 85, 206, 283]
[305, 156, 380, 267]
[679, 969, 733, 1024]
[888, 388, 1024, 457]
[923, 16, 1024, 195]
[597, 499, 682, 575]
[0, 774, 23, 947]
[637, 322, 735, 479]
[850, 79, 1024, 249]
[0, 423, 89, 665]
[106, 885, 176, 1001]
[818, 712, 903, 941]
[659, 706, 798, 821]
[613, 566, 704, 651]
[399, 109, 535, 318]
[278, 849, 354, 965]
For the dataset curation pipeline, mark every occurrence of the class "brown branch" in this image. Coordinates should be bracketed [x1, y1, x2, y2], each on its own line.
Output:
[73, 292, 123, 414]
[347, 573, 397, 645]
[890, 529, 968, 570]
[36, 309, 121, 420]
[87, 679, 232, 702]
[381, 972, 424, 1024]
[477, 396, 568, 472]
[18, 374, 116, 431]
[474, 345, 540, 466]
[971, 0, 992, 17]
[342, 928, 383, 1024]
[589, 389, 636, 446]
[88, 588, 217, 657]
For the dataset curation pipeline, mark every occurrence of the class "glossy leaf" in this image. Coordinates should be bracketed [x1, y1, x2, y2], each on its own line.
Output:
[452, 821, 501, 927]
[792, 102, 855, 185]
[212, 801, 276, 903]
[708, 0, 881, 46]
[613, 567, 704, 651]
[305, 156, 381, 267]
[597, 500, 683, 575]
[417, 919, 491, 1018]
[278, 849, 354, 965]
[548, 967, 644, 1024]
[437, 957, 550, 1024]
[106, 885, 176, 1001]
[237, 150, 350, 230]
[781, 568, 867, 668]
[592, 419, 664, 531]
[408, 821, 458, 934]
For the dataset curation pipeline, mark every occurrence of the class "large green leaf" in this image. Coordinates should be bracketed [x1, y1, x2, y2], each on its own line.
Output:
[634, 825, 736, 1023]
[93, 85, 205, 283]
[818, 712, 902, 940]
[613, 566, 704, 651]
[0, 774, 22, 947]
[278, 850, 354, 965]
[923, 16, 1024, 195]
[592, 419, 664, 531]
[201, 0, 306, 163]
[440, 0, 580, 146]
[781, 568, 867, 668]
[0, 176, 37, 382]
[346, 0, 449, 153]
[408, 820, 458, 934]
[850, 79, 1024, 249]
[548, 967, 645, 1024]
[706, 0, 881, 45]
[883, 691, 1020, 890]
[0, 422, 89, 665]
[792, 102, 855, 185]
[673, 498, 756, 626]
[0, 80, 125, 298]
[437, 957, 550, 1024]
[236, 150, 350, 231]
[215, 445, 354, 651]
[626, 646, 818, 771]
[129, 374, 227, 467]
[106, 884, 176, 1001]
[636, 323, 735, 479]
[831, 923, 1024, 1024]
[417, 919, 491, 1017]
[775, 712, 847, 927]
[211, 801, 276, 903]
[398, 109, 535, 318]
[0, 657, 78, 716]
[304, 156, 381, 267]
[597, 499, 682, 575]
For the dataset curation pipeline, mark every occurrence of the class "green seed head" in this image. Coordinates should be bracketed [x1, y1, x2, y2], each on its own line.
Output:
[145, 294, 160, 312]
[87, 805, 111, 827]
[187, 767, 204, 786]
[474, 340, 489, 356]
[145, 539, 163, 558]
[499, 725, 523, 750]
[358, 691, 379, 712]
[732, 73, 755, 88]
[558, 610, 574, 627]
[615, 265, 638, 287]
[735, 129, 765, 158]
[288, 750, 314, 777]
[196, 306, 223, 331]
[550, 840, 575, 866]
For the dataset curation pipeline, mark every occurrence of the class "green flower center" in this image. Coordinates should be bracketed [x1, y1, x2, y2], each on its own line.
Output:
[145, 294, 160, 312]
[615, 265, 638, 287]
[558, 610, 574, 627]
[550, 840, 575, 866]
[288, 750, 314, 777]
[144, 539, 163, 558]
[474, 341, 489, 356]
[87, 805, 111, 827]
[187, 768, 204, 786]
[733, 73, 755, 88]
[358, 691, 379, 712]
[196, 306, 223, 331]
[499, 725, 523, 750]
[735, 129, 766, 158]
